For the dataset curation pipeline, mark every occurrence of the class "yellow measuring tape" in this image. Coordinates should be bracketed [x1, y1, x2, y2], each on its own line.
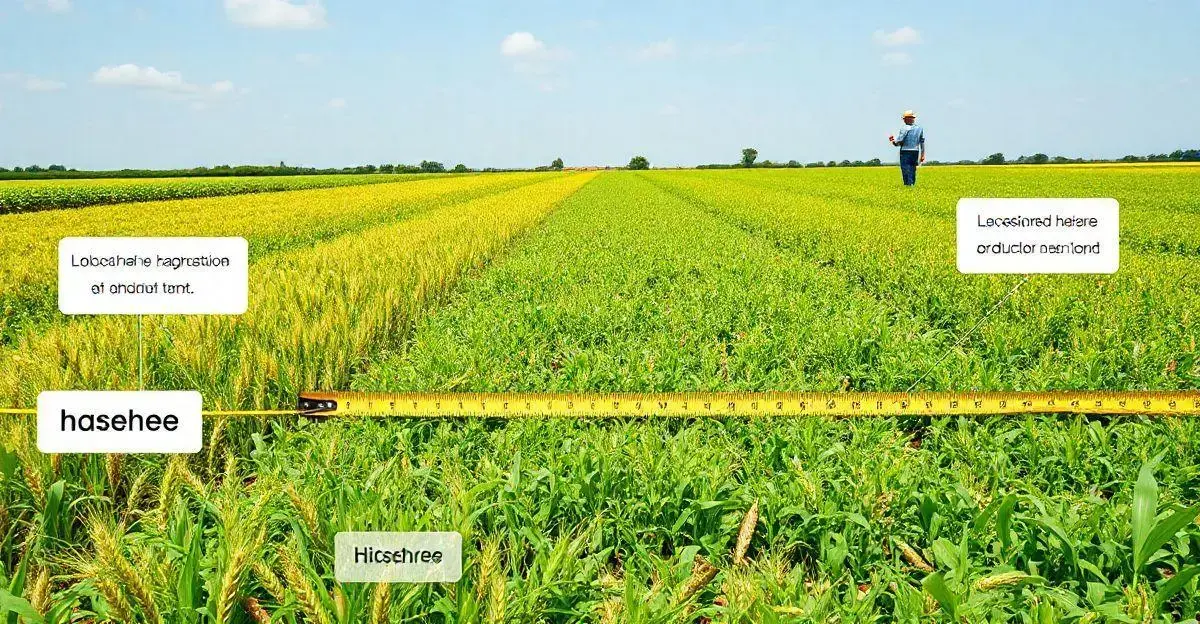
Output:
[4, 391, 1198, 418]
[295, 390, 1200, 418]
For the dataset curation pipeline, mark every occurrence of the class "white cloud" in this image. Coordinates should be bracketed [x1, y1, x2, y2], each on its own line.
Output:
[636, 39, 677, 61]
[500, 32, 569, 84]
[501, 32, 545, 57]
[224, 0, 326, 30]
[874, 26, 921, 46]
[93, 64, 189, 90]
[328, 97, 346, 109]
[24, 0, 70, 13]
[881, 52, 912, 66]
[92, 64, 240, 104]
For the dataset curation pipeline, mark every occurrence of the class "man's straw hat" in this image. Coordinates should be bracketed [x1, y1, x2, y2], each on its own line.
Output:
[902, 110, 917, 118]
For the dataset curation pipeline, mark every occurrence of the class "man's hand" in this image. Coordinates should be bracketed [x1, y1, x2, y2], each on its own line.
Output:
[919, 154, 926, 164]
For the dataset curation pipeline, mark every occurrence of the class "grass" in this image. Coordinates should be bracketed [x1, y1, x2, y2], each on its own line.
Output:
[1, 166, 1198, 622]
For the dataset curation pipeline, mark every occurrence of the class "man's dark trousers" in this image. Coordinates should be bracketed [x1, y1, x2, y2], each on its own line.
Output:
[900, 150, 919, 186]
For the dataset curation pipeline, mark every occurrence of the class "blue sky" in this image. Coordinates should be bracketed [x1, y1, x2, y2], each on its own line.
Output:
[1, 0, 1197, 169]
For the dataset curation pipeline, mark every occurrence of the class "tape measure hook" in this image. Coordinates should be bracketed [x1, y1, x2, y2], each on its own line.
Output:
[298, 395, 337, 416]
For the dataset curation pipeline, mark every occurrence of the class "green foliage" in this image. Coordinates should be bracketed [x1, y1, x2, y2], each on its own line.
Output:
[741, 147, 758, 167]
[1, 167, 1199, 620]
[627, 155, 650, 170]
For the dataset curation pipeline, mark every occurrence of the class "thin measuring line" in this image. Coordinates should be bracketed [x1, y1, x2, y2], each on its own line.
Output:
[905, 275, 1031, 393]
[0, 408, 298, 416]
[137, 314, 144, 390]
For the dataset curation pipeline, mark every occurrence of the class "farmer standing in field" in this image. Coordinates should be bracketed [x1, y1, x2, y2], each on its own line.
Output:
[889, 110, 926, 186]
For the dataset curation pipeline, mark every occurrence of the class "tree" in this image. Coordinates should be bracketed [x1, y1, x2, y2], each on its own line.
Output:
[420, 160, 446, 173]
[867, 158, 882, 166]
[48, 164, 67, 171]
[741, 148, 758, 167]
[550, 157, 564, 171]
[1030, 153, 1049, 164]
[380, 164, 395, 173]
[452, 163, 469, 173]
[627, 155, 650, 170]
[982, 153, 1005, 165]
[786, 160, 801, 168]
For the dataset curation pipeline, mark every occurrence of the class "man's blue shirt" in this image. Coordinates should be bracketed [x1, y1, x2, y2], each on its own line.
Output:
[896, 124, 925, 151]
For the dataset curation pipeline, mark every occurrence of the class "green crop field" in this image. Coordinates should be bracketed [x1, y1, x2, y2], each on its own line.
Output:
[2, 165, 1199, 622]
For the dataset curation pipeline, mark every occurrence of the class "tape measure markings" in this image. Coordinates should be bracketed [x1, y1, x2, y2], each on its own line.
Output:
[296, 391, 1200, 418]
[6, 391, 1198, 418]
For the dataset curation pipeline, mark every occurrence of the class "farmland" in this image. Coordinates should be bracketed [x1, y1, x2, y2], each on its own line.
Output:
[0, 173, 453, 215]
[1, 165, 1199, 622]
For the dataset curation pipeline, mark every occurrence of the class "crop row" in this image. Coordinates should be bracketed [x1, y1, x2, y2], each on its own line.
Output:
[0, 173, 457, 214]
[0, 172, 548, 345]
[639, 169, 1200, 391]
[0, 172, 596, 408]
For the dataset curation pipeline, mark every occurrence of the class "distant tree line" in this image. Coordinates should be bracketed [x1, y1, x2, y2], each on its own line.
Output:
[695, 147, 1200, 169]
[0, 157, 584, 179]
[4, 147, 1197, 178]
[945, 149, 1200, 166]
[0, 160, 474, 180]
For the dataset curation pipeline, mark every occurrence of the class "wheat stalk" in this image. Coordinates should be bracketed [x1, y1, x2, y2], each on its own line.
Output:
[280, 547, 332, 624]
[23, 457, 45, 506]
[733, 500, 758, 566]
[90, 517, 163, 624]
[177, 459, 208, 496]
[29, 566, 50, 615]
[207, 416, 228, 475]
[216, 535, 258, 623]
[974, 571, 1030, 591]
[124, 470, 149, 520]
[895, 540, 933, 573]
[106, 453, 122, 494]
[285, 484, 320, 539]
[370, 583, 392, 624]
[156, 456, 181, 526]
[96, 575, 134, 622]
[678, 555, 719, 603]
[252, 561, 288, 604]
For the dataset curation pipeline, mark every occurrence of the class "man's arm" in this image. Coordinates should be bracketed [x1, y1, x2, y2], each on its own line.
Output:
[891, 127, 907, 147]
[919, 134, 926, 163]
